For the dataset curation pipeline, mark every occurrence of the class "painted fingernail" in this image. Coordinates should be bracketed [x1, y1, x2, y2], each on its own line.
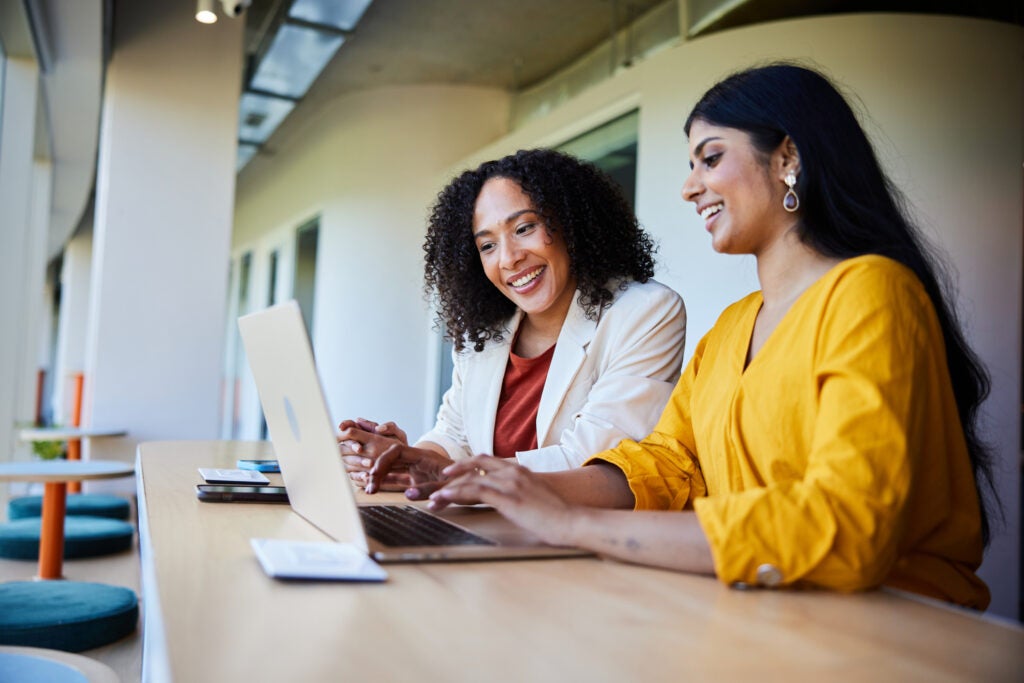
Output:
[362, 459, 372, 467]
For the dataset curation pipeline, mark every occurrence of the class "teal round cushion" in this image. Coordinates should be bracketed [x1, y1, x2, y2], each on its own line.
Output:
[8, 494, 131, 520]
[0, 581, 138, 652]
[0, 652, 88, 681]
[0, 517, 133, 560]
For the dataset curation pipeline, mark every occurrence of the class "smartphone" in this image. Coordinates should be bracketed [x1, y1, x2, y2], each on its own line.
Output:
[196, 484, 289, 503]
[236, 459, 281, 473]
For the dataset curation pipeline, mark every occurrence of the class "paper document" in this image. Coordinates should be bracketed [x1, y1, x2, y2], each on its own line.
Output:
[251, 538, 388, 582]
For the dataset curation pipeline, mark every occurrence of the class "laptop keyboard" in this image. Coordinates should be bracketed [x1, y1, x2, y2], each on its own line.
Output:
[359, 504, 495, 547]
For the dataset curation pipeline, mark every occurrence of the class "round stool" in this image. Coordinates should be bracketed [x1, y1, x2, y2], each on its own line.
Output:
[0, 645, 120, 682]
[0, 582, 138, 652]
[7, 494, 131, 521]
[0, 517, 133, 561]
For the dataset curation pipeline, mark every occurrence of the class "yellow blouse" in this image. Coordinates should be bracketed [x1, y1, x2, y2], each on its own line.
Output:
[590, 255, 989, 608]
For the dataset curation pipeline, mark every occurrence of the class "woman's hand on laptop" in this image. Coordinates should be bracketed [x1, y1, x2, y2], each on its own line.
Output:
[349, 470, 414, 492]
[361, 443, 453, 495]
[422, 456, 576, 546]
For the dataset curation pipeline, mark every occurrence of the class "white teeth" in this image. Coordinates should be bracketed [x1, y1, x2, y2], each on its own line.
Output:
[700, 204, 723, 220]
[511, 268, 543, 288]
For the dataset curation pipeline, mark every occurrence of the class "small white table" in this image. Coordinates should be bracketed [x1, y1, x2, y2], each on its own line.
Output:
[18, 427, 127, 442]
[18, 426, 127, 494]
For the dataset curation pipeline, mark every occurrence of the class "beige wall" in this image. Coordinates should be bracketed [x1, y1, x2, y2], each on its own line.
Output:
[231, 14, 1023, 618]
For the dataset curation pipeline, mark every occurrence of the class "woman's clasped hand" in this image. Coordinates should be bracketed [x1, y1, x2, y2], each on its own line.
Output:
[338, 418, 450, 494]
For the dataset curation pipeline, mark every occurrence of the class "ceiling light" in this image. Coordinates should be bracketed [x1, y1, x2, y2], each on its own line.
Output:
[195, 0, 218, 24]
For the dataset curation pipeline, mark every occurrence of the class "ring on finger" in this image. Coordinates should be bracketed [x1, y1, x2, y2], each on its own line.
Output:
[475, 467, 487, 477]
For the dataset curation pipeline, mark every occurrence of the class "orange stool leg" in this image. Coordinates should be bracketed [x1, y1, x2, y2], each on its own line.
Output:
[39, 481, 69, 579]
[68, 372, 84, 493]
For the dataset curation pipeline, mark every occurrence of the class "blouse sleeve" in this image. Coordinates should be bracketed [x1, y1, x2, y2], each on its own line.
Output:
[584, 331, 709, 509]
[693, 268, 946, 591]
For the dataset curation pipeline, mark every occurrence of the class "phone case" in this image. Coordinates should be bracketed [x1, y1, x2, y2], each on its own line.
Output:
[236, 459, 281, 473]
[196, 485, 289, 503]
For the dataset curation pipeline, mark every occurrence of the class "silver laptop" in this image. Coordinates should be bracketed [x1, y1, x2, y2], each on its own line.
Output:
[237, 300, 588, 562]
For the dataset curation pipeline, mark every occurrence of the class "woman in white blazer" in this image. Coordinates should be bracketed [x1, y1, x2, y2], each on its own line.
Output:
[340, 149, 686, 494]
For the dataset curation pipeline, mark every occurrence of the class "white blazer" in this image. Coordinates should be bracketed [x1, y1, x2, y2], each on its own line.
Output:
[418, 279, 686, 472]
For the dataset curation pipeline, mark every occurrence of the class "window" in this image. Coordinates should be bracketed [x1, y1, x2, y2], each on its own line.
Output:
[293, 219, 319, 338]
[221, 251, 253, 438]
[557, 109, 639, 207]
[258, 249, 282, 440]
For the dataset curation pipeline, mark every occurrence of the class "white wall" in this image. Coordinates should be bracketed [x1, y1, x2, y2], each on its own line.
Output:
[19, 160, 54, 426]
[0, 57, 40, 463]
[234, 85, 510, 437]
[83, 0, 243, 470]
[231, 14, 1022, 618]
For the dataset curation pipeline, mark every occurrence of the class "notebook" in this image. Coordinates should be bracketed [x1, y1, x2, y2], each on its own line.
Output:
[237, 300, 589, 563]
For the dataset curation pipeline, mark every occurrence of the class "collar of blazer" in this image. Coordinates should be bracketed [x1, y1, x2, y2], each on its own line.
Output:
[498, 286, 606, 448]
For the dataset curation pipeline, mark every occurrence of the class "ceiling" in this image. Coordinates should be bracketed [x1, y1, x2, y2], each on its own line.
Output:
[245, 0, 668, 92]
[238, 0, 1022, 164]
[240, 0, 669, 157]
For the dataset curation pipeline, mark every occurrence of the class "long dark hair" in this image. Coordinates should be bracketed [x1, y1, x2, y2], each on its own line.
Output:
[684, 62, 998, 544]
[424, 148, 656, 352]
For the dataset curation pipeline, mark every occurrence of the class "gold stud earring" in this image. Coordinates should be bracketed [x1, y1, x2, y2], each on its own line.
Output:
[783, 171, 800, 213]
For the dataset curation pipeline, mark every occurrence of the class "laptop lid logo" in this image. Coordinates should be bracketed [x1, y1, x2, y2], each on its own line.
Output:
[284, 396, 301, 441]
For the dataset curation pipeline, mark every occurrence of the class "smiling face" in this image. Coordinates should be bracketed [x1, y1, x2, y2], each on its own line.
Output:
[472, 177, 576, 331]
[681, 119, 795, 256]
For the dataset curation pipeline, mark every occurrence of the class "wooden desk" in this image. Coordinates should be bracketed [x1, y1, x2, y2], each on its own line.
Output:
[137, 441, 1024, 682]
[0, 460, 135, 579]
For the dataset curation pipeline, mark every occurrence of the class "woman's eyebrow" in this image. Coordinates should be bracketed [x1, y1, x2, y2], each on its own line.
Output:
[504, 208, 540, 223]
[473, 209, 541, 238]
[693, 136, 722, 159]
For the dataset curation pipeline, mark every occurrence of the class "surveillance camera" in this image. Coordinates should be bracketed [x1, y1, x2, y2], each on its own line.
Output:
[220, 0, 251, 17]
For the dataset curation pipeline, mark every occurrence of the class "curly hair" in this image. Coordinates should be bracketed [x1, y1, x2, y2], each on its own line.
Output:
[424, 148, 656, 352]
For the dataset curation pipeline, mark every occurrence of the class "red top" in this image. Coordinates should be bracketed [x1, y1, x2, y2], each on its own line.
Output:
[492, 343, 556, 458]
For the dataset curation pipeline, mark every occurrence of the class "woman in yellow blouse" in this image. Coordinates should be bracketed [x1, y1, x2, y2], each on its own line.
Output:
[415, 63, 997, 609]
